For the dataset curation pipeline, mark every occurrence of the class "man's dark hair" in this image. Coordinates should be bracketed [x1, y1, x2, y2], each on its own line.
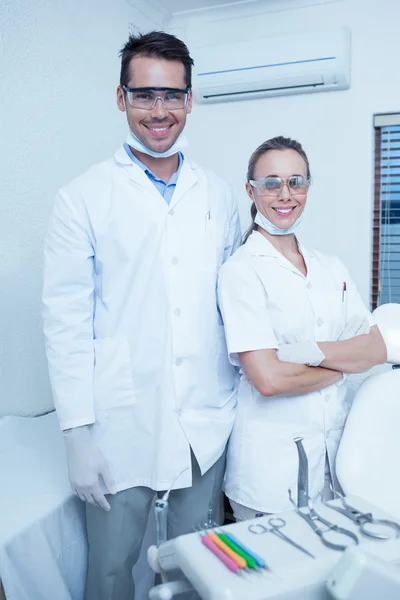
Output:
[119, 31, 194, 88]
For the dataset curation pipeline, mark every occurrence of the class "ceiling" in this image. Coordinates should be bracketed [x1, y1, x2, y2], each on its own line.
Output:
[128, 0, 339, 24]
[158, 0, 262, 14]
[130, 0, 264, 19]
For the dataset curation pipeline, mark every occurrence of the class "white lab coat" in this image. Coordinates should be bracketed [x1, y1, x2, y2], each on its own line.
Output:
[43, 146, 241, 493]
[217, 231, 375, 513]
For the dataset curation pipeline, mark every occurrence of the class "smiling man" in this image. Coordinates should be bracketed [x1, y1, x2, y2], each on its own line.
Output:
[42, 31, 241, 600]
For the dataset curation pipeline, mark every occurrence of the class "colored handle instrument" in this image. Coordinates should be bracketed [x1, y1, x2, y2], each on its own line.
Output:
[221, 531, 267, 569]
[201, 535, 240, 572]
[218, 533, 258, 569]
[207, 532, 247, 569]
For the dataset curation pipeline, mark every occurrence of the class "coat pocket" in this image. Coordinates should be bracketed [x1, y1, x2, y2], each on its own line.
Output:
[93, 338, 136, 411]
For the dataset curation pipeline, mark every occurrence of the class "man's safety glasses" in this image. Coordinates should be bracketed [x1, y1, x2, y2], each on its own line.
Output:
[249, 175, 311, 197]
[122, 86, 190, 110]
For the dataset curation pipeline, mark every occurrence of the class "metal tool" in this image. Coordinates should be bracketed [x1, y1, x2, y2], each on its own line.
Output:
[155, 466, 189, 547]
[207, 501, 214, 528]
[321, 487, 400, 540]
[288, 489, 359, 551]
[294, 436, 309, 508]
[248, 516, 316, 559]
[290, 436, 359, 551]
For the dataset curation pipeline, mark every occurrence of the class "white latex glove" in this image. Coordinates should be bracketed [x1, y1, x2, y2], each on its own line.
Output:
[239, 367, 251, 383]
[277, 340, 325, 366]
[337, 315, 370, 341]
[63, 425, 117, 511]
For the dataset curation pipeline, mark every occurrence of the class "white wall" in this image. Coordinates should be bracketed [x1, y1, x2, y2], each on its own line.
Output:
[0, 0, 161, 416]
[1, 0, 397, 416]
[169, 0, 400, 304]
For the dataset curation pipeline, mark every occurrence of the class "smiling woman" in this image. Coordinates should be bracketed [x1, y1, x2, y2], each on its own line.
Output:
[217, 135, 387, 521]
[244, 136, 311, 242]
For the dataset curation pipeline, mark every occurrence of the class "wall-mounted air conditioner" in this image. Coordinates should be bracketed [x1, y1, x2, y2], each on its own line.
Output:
[192, 29, 351, 103]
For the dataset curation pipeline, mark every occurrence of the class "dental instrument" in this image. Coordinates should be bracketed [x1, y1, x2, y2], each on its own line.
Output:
[321, 487, 400, 540]
[213, 527, 271, 572]
[290, 437, 359, 551]
[205, 531, 248, 570]
[248, 516, 315, 559]
[195, 525, 246, 576]
[155, 467, 189, 547]
[294, 436, 309, 508]
[288, 489, 359, 552]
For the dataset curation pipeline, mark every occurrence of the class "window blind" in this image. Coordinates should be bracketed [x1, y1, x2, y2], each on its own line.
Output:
[372, 115, 400, 308]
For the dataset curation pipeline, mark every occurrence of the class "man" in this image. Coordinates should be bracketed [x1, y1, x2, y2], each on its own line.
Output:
[42, 31, 241, 600]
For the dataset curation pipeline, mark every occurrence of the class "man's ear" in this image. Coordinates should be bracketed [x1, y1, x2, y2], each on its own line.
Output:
[117, 86, 126, 112]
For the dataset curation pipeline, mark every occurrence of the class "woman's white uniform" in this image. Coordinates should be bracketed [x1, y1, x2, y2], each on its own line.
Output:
[43, 146, 241, 493]
[218, 231, 374, 513]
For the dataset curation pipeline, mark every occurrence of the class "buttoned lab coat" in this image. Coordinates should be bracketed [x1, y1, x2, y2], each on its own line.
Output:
[43, 146, 241, 493]
[218, 231, 375, 513]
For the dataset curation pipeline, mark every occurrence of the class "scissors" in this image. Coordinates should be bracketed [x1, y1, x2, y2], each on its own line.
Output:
[321, 488, 400, 540]
[248, 517, 315, 559]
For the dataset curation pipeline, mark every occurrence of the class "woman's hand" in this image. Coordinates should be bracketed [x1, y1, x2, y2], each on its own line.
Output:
[337, 315, 370, 341]
[318, 325, 387, 373]
[275, 316, 382, 374]
[239, 348, 343, 397]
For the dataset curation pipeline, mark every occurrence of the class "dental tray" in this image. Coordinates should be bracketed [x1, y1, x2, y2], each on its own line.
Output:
[155, 496, 400, 600]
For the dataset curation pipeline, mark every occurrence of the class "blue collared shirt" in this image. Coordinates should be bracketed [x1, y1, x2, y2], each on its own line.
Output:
[123, 143, 183, 205]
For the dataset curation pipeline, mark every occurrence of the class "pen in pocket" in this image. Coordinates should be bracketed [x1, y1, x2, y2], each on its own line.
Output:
[342, 281, 347, 302]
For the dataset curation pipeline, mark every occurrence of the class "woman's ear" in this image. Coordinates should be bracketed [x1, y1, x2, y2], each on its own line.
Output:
[245, 181, 254, 201]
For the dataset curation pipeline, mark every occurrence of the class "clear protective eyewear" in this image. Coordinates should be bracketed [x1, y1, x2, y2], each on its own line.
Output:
[122, 86, 190, 110]
[249, 175, 311, 197]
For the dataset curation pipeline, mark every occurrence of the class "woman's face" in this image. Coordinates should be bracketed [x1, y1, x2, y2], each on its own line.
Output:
[246, 149, 309, 230]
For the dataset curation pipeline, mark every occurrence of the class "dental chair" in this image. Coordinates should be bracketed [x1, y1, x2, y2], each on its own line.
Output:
[335, 302, 400, 520]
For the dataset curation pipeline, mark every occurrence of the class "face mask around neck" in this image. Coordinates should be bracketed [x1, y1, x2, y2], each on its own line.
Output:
[254, 209, 304, 235]
[250, 189, 304, 236]
[125, 128, 188, 159]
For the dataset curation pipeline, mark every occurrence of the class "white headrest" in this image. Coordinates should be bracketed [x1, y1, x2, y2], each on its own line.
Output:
[372, 303, 400, 365]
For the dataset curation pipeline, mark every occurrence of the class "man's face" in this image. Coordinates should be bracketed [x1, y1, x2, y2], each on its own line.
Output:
[117, 56, 192, 154]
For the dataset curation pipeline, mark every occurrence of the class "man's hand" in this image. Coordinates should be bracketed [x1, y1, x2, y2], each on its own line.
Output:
[63, 425, 117, 511]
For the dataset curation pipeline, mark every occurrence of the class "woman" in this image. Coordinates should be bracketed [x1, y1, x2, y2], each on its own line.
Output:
[218, 136, 387, 521]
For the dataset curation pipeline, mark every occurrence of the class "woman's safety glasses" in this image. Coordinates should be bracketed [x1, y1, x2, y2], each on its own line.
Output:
[122, 86, 190, 110]
[249, 175, 311, 197]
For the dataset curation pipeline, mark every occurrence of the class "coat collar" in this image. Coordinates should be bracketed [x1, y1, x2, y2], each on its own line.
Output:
[113, 145, 198, 209]
[168, 157, 198, 210]
[246, 230, 315, 276]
